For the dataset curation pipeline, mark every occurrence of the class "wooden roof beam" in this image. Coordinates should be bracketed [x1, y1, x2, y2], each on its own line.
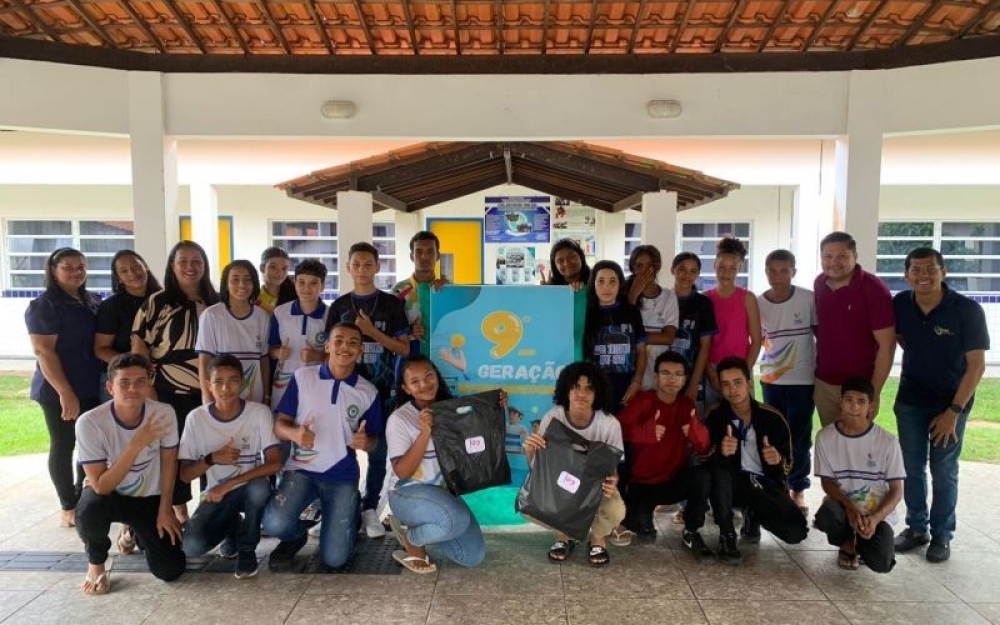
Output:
[64, 0, 117, 47]
[162, 0, 207, 53]
[7, 0, 61, 41]
[450, 0, 461, 54]
[208, 0, 249, 54]
[803, 0, 839, 51]
[669, 0, 695, 53]
[626, 0, 647, 54]
[584, 0, 598, 54]
[494, 0, 503, 54]
[847, 0, 889, 50]
[899, 0, 946, 45]
[406, 174, 508, 210]
[509, 142, 661, 192]
[955, 0, 1000, 38]
[757, 0, 791, 52]
[119, 0, 166, 53]
[713, 0, 746, 53]
[399, 0, 418, 55]
[351, 0, 376, 54]
[303, 0, 335, 54]
[541, 0, 549, 54]
[371, 190, 406, 211]
[252, 0, 290, 54]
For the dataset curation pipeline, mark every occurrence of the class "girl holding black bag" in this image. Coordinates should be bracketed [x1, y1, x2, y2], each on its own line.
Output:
[384, 356, 496, 573]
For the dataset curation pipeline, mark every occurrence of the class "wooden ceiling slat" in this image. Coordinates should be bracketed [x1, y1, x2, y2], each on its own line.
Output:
[64, 0, 117, 47]
[757, 0, 791, 52]
[955, 0, 1000, 38]
[351, 0, 376, 54]
[541, 0, 549, 53]
[118, 0, 166, 53]
[583, 0, 598, 54]
[162, 0, 208, 53]
[713, 0, 746, 53]
[449, 0, 461, 54]
[669, 0, 696, 53]
[803, 0, 839, 50]
[251, 0, 290, 54]
[407, 173, 509, 210]
[899, 0, 946, 45]
[7, 0, 61, 41]
[494, 0, 503, 54]
[208, 0, 249, 54]
[303, 0, 335, 53]
[848, 0, 890, 50]
[626, 0, 647, 53]
[399, 0, 417, 54]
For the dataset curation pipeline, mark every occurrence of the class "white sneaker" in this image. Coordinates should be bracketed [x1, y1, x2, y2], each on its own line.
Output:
[361, 509, 386, 538]
[308, 523, 322, 538]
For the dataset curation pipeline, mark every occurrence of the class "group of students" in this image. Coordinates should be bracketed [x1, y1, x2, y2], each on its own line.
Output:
[24, 227, 988, 594]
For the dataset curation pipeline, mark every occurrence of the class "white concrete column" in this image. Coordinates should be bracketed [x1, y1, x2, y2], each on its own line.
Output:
[833, 72, 886, 270]
[597, 210, 627, 269]
[336, 191, 374, 294]
[394, 210, 421, 280]
[640, 191, 678, 288]
[791, 181, 822, 284]
[190, 182, 220, 281]
[128, 72, 178, 265]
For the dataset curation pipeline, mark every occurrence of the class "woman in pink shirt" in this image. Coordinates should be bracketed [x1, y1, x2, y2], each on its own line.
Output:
[705, 237, 761, 407]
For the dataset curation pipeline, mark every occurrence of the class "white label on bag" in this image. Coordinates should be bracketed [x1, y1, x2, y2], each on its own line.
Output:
[557, 471, 581, 494]
[465, 436, 486, 454]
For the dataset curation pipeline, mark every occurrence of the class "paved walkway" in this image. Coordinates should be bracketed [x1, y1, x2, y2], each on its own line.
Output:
[1, 453, 999, 624]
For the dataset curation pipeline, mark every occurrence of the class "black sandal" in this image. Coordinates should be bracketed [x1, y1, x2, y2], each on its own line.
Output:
[548, 540, 576, 562]
[838, 549, 860, 570]
[588, 544, 611, 567]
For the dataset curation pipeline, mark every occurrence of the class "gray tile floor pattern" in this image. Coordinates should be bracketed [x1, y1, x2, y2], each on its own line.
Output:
[1, 453, 999, 624]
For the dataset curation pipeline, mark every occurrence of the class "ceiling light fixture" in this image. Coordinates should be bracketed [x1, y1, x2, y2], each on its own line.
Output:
[646, 100, 682, 119]
[320, 100, 357, 119]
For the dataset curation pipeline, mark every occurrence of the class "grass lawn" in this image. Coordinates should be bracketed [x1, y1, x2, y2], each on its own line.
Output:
[2, 374, 999, 463]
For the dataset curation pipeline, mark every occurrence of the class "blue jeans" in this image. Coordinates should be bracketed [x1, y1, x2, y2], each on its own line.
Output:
[183, 477, 272, 556]
[388, 484, 486, 567]
[761, 383, 816, 492]
[894, 400, 970, 542]
[364, 433, 388, 511]
[262, 471, 359, 568]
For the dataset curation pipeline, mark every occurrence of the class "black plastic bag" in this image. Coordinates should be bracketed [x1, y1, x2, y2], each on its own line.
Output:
[515, 418, 623, 542]
[431, 389, 511, 495]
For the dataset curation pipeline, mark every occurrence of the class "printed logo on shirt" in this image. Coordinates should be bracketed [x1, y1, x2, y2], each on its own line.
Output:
[465, 436, 486, 454]
[347, 405, 361, 420]
[933, 325, 954, 337]
[556, 471, 581, 494]
[312, 331, 328, 347]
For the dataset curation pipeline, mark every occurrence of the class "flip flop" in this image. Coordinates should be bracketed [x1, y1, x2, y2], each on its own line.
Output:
[838, 549, 860, 571]
[392, 549, 437, 574]
[609, 527, 635, 547]
[82, 571, 111, 595]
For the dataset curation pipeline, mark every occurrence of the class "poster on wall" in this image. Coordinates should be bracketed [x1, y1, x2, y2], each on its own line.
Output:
[484, 196, 551, 243]
[495, 246, 539, 285]
[551, 199, 598, 262]
[429, 285, 574, 482]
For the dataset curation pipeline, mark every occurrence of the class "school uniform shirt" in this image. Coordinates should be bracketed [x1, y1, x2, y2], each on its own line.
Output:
[268, 299, 329, 409]
[814, 422, 905, 522]
[276, 364, 382, 483]
[178, 400, 280, 491]
[538, 406, 624, 454]
[637, 287, 680, 390]
[195, 303, 271, 402]
[329, 290, 409, 402]
[758, 287, 817, 386]
[669, 292, 719, 376]
[617, 390, 709, 485]
[385, 401, 443, 491]
[96, 291, 147, 358]
[133, 290, 206, 395]
[75, 399, 180, 497]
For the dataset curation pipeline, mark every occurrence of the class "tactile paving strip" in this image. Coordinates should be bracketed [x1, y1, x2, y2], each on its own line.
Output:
[0, 536, 401, 575]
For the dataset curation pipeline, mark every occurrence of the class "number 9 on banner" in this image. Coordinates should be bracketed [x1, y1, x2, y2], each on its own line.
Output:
[481, 310, 523, 359]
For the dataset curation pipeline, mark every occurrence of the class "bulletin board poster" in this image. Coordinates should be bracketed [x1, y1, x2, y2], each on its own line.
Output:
[495, 246, 538, 285]
[551, 199, 598, 261]
[484, 196, 551, 243]
[429, 285, 574, 482]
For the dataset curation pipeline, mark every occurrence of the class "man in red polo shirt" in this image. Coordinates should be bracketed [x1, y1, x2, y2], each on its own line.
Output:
[813, 232, 896, 426]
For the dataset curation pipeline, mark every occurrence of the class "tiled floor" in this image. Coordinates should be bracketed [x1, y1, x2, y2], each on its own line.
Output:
[1, 453, 999, 624]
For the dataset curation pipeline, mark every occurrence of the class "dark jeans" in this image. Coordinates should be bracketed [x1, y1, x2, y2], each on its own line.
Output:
[363, 432, 387, 511]
[709, 463, 808, 544]
[761, 383, 815, 492]
[157, 388, 201, 505]
[814, 498, 895, 573]
[75, 487, 186, 581]
[623, 466, 710, 534]
[183, 477, 273, 556]
[39, 396, 99, 510]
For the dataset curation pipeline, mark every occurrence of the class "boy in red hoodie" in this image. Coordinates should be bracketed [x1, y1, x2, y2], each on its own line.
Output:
[616, 351, 714, 560]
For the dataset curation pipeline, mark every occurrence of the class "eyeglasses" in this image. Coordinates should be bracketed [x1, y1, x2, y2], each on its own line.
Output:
[656, 371, 686, 380]
[115, 377, 150, 389]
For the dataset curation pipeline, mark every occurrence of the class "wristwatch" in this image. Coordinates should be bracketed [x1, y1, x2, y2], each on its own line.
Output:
[203, 453, 215, 467]
[948, 403, 964, 415]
